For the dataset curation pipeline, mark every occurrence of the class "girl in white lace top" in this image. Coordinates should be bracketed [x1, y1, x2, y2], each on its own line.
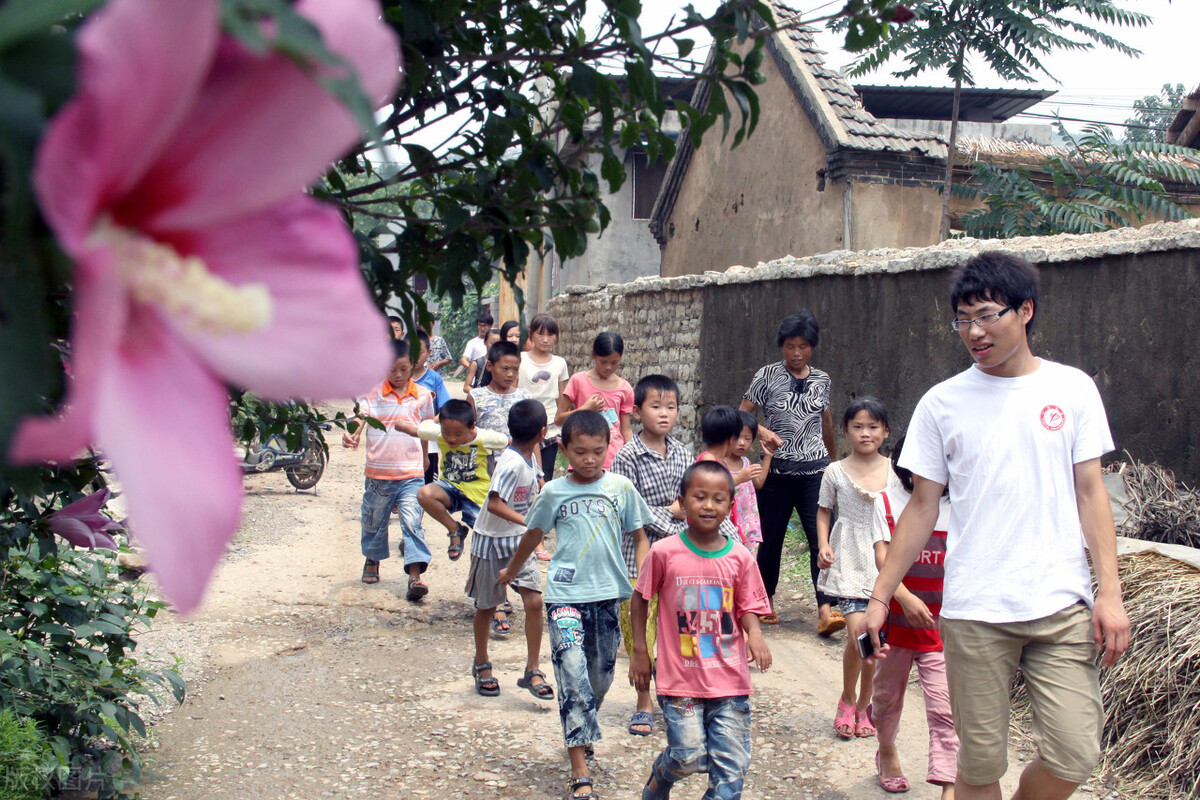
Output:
[816, 397, 899, 741]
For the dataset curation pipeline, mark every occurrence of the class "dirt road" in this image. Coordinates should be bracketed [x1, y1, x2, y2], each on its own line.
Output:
[133, 404, 1058, 800]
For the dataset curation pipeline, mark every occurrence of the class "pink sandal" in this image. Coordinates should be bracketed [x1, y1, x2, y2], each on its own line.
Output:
[834, 698, 856, 739]
[855, 703, 877, 738]
[875, 752, 910, 793]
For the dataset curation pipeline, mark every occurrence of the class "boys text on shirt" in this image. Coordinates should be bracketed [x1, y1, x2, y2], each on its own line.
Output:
[872, 489, 951, 651]
[471, 446, 542, 557]
[561, 372, 634, 467]
[417, 420, 508, 506]
[356, 380, 436, 481]
[816, 460, 900, 600]
[523, 471, 653, 604]
[634, 532, 771, 698]
[519, 352, 569, 437]
[743, 363, 831, 474]
[899, 359, 1114, 624]
[472, 385, 533, 438]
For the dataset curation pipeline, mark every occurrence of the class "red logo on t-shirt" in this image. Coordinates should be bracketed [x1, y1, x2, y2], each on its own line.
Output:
[1040, 405, 1065, 431]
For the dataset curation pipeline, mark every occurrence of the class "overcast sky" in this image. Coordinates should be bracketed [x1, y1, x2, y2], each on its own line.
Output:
[636, 0, 1196, 131]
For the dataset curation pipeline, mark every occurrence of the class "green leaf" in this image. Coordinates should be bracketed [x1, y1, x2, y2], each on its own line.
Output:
[0, 0, 102, 53]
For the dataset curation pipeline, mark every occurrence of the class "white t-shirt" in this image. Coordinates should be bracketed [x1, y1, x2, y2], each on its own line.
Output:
[899, 359, 1114, 624]
[461, 336, 487, 363]
[519, 352, 570, 436]
[473, 447, 542, 538]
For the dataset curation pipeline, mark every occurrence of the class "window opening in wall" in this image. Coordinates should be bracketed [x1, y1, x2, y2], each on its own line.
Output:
[631, 150, 669, 220]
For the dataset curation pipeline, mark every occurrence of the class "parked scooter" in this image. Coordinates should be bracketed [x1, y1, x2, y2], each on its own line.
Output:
[241, 422, 331, 490]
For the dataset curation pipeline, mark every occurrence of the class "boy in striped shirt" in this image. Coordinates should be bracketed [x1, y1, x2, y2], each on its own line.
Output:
[343, 338, 436, 599]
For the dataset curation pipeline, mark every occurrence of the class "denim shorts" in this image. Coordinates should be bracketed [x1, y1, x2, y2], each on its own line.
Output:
[643, 695, 752, 800]
[546, 600, 621, 748]
[834, 596, 870, 614]
[432, 478, 481, 528]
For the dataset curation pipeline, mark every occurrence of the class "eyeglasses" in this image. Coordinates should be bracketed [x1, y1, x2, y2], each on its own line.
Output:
[950, 306, 1014, 332]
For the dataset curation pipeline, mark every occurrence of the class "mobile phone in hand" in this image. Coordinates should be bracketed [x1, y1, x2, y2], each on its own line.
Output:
[856, 630, 887, 659]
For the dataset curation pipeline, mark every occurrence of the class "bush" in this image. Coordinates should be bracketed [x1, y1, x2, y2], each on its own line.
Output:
[0, 708, 51, 800]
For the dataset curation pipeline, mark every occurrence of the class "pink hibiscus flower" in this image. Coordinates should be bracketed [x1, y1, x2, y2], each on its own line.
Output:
[48, 488, 123, 551]
[11, 0, 401, 613]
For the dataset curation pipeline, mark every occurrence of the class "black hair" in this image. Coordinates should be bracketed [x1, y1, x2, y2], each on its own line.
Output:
[487, 340, 520, 364]
[591, 331, 624, 357]
[392, 338, 412, 360]
[415, 329, 430, 347]
[476, 311, 494, 326]
[842, 395, 889, 430]
[529, 313, 559, 337]
[387, 315, 403, 326]
[776, 310, 820, 348]
[561, 409, 609, 446]
[701, 405, 742, 447]
[738, 409, 758, 440]
[890, 434, 915, 493]
[499, 320, 521, 345]
[680, 460, 735, 496]
[950, 251, 1039, 333]
[487, 328, 500, 339]
[508, 399, 548, 444]
[438, 398, 476, 428]
[634, 374, 680, 407]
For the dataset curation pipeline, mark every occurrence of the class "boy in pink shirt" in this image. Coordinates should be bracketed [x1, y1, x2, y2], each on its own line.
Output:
[631, 461, 773, 800]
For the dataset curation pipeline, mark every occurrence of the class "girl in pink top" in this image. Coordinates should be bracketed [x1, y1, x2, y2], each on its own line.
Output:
[556, 332, 633, 469]
[730, 410, 772, 550]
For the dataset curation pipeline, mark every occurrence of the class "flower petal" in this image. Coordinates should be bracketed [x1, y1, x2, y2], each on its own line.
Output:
[93, 309, 242, 614]
[133, 0, 401, 232]
[49, 517, 118, 550]
[34, 0, 218, 249]
[9, 265, 128, 465]
[169, 195, 393, 400]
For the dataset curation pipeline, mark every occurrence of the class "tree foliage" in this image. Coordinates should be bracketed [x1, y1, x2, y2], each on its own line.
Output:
[954, 120, 1200, 239]
[1124, 82, 1187, 145]
[836, 0, 1149, 240]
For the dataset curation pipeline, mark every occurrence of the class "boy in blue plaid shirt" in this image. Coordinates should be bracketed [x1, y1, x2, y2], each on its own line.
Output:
[464, 399, 554, 700]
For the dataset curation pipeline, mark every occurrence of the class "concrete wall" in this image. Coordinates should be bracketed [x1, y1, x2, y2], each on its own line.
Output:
[547, 219, 1200, 482]
[848, 181, 942, 251]
[659, 48, 847, 278]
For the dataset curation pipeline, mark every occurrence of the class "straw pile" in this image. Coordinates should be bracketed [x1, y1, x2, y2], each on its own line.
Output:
[1010, 553, 1200, 797]
[1115, 460, 1200, 548]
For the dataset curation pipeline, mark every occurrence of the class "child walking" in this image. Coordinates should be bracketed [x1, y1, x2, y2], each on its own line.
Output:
[343, 338, 436, 595]
[731, 410, 771, 551]
[465, 400, 554, 701]
[631, 460, 773, 800]
[411, 330, 452, 484]
[870, 434, 957, 797]
[816, 396, 899, 740]
[500, 410, 652, 800]
[519, 313, 570, 479]
[557, 332, 633, 470]
[468, 340, 532, 437]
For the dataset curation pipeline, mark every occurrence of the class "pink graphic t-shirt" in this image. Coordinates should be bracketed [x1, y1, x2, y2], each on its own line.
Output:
[634, 533, 772, 698]
[561, 372, 633, 468]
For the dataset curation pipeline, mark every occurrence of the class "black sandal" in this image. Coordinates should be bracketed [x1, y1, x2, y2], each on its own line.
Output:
[516, 668, 554, 699]
[564, 776, 598, 800]
[361, 559, 380, 584]
[472, 661, 500, 696]
[447, 524, 468, 561]
[406, 578, 428, 601]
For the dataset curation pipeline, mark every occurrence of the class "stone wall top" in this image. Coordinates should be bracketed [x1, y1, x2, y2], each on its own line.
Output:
[557, 218, 1200, 298]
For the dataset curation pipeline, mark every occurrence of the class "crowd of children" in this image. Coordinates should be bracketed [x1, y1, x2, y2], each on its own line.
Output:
[342, 314, 953, 800]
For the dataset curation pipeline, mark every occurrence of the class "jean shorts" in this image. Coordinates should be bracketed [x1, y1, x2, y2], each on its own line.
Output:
[834, 596, 870, 614]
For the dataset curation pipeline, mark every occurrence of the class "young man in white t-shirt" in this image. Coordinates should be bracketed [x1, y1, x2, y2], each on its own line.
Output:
[458, 312, 493, 372]
[863, 252, 1130, 800]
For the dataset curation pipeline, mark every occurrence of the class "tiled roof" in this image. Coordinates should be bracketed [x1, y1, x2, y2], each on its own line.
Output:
[769, 2, 946, 158]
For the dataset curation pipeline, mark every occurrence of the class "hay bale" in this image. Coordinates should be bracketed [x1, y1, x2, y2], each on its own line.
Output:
[1012, 551, 1200, 798]
[1116, 460, 1200, 549]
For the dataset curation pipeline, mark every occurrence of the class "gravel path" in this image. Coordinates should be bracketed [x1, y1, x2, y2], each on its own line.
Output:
[129, 402, 1092, 800]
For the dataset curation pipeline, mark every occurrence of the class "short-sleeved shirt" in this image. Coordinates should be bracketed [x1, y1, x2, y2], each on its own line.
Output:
[561, 373, 634, 468]
[462, 336, 487, 363]
[743, 363, 831, 474]
[417, 421, 508, 506]
[816, 460, 900, 600]
[523, 472, 653, 603]
[900, 359, 1114, 623]
[474, 446, 542, 540]
[428, 335, 451, 367]
[472, 385, 532, 438]
[872, 489, 950, 652]
[519, 352, 570, 437]
[356, 380, 436, 481]
[414, 368, 451, 412]
[635, 532, 771, 698]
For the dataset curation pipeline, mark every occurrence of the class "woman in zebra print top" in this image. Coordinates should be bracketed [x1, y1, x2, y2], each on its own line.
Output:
[740, 310, 840, 633]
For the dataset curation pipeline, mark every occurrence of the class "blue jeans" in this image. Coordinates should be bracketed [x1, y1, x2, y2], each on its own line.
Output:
[360, 477, 429, 571]
[546, 600, 621, 748]
[643, 695, 752, 800]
